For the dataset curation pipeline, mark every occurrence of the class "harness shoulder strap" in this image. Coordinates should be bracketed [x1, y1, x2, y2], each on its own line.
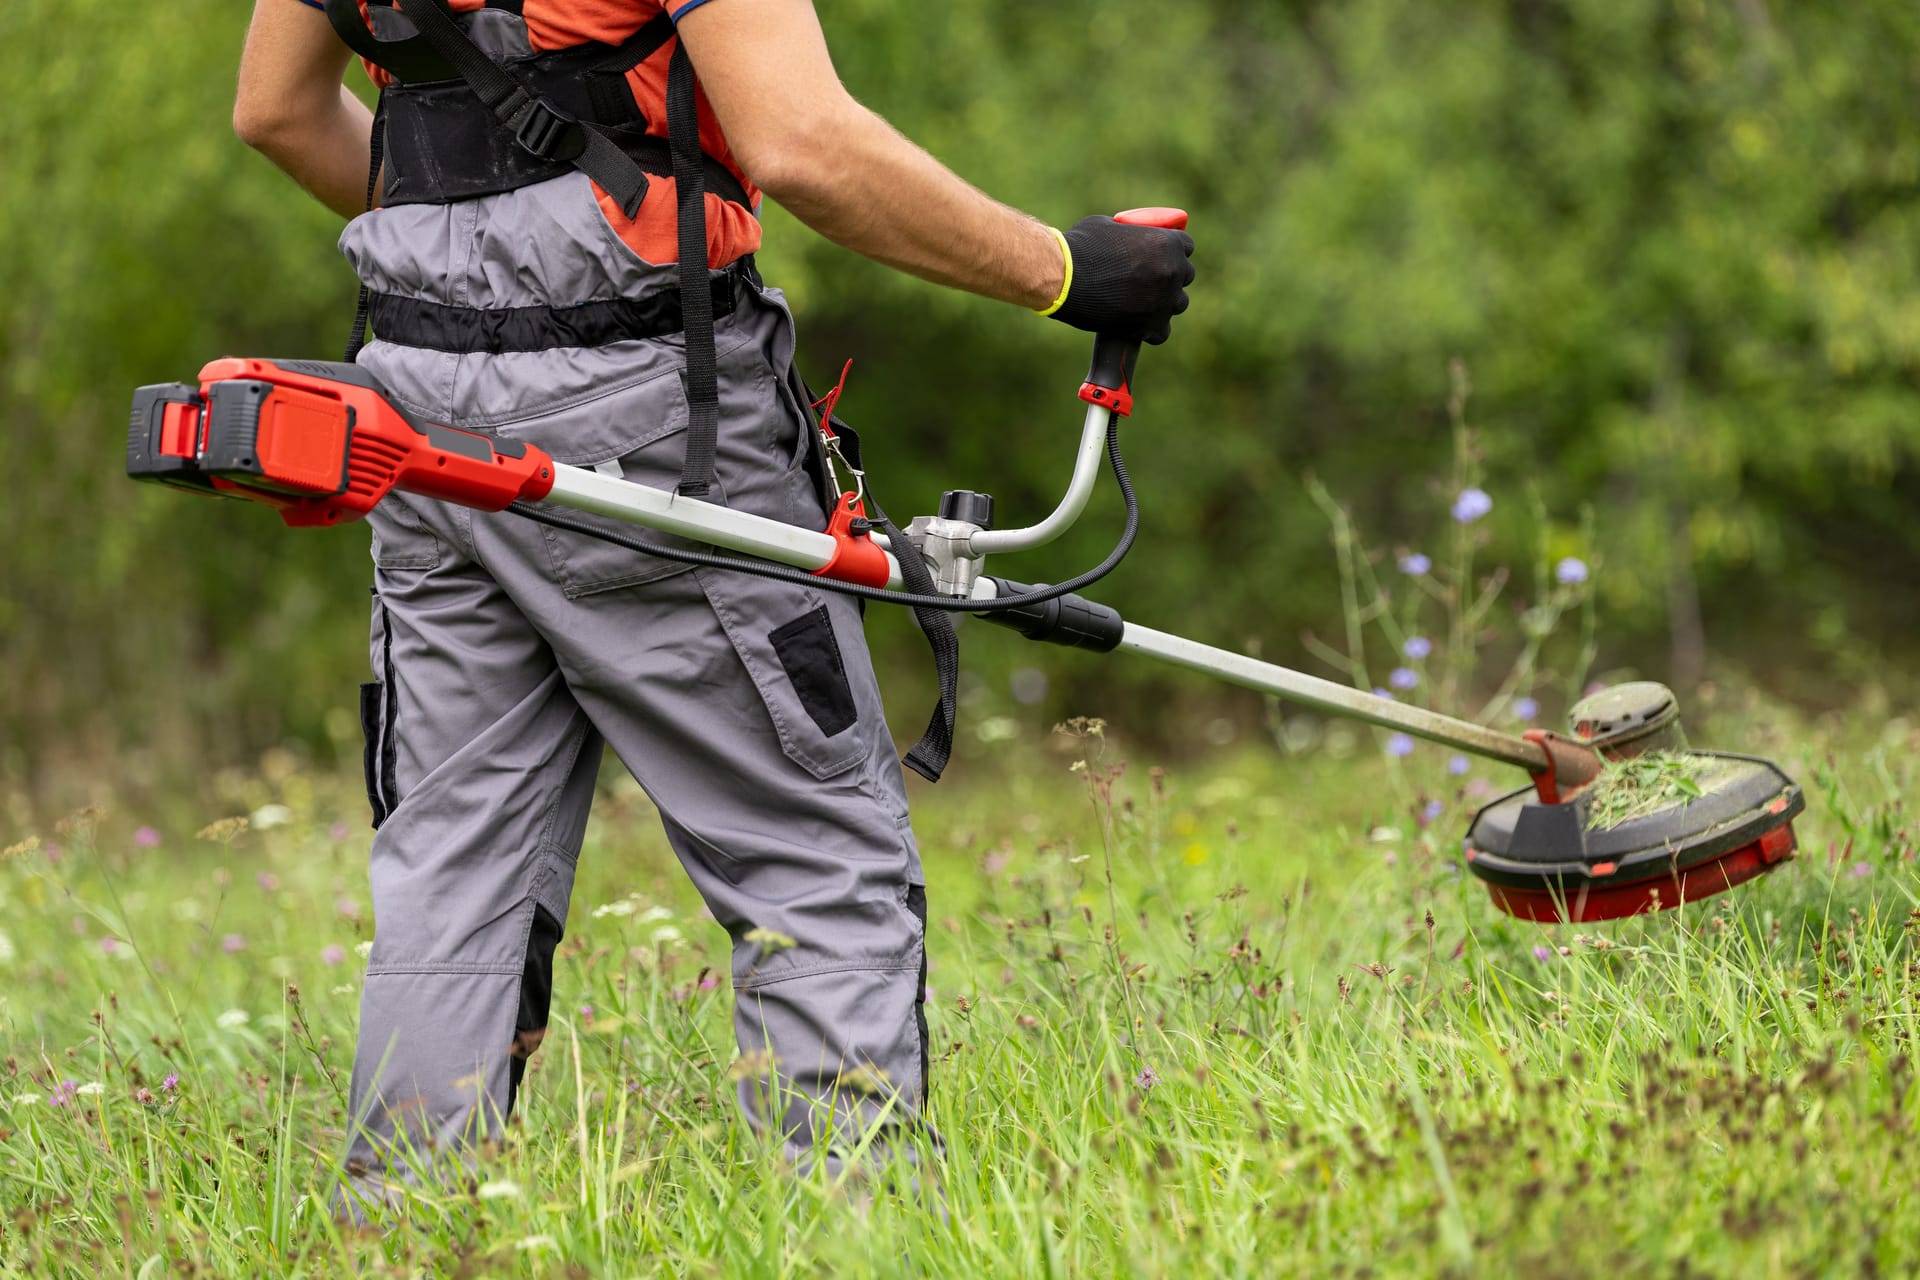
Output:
[667, 40, 720, 498]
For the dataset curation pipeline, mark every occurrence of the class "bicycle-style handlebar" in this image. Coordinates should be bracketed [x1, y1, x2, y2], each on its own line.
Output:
[970, 207, 1190, 557]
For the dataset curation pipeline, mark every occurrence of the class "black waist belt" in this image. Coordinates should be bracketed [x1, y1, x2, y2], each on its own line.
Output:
[367, 260, 750, 354]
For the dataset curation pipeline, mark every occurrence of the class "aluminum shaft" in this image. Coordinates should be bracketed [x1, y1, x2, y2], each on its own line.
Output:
[544, 464, 906, 589]
[1115, 622, 1551, 773]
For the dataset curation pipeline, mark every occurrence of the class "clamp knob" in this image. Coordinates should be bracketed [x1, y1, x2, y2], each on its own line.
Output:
[936, 489, 995, 529]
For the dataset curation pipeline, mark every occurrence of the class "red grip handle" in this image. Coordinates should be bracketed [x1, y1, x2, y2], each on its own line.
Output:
[1076, 207, 1191, 418]
[1115, 206, 1190, 230]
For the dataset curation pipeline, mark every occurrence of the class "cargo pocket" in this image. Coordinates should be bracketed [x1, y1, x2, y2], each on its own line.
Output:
[701, 572, 867, 781]
[506, 369, 707, 596]
[370, 493, 442, 571]
[768, 607, 857, 737]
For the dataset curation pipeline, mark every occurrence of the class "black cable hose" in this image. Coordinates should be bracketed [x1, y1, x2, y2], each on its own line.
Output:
[505, 414, 1139, 612]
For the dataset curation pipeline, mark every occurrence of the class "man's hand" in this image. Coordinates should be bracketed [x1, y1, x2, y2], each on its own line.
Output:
[678, 0, 1194, 337]
[1041, 216, 1195, 346]
[235, 0, 375, 218]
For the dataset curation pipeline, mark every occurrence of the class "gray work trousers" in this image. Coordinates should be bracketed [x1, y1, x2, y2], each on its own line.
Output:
[336, 173, 929, 1190]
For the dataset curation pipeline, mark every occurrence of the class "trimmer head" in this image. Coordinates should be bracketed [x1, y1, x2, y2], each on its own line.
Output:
[1463, 683, 1805, 923]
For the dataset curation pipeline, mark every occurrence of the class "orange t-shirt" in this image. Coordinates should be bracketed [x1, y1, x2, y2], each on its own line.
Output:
[362, 0, 762, 268]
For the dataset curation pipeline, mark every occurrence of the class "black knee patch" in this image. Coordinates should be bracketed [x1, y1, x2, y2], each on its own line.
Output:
[507, 903, 564, 1114]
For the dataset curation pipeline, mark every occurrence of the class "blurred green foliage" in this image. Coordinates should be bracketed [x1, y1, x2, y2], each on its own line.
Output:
[4, 0, 1917, 798]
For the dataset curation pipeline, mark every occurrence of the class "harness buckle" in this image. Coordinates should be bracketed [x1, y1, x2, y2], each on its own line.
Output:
[508, 97, 584, 163]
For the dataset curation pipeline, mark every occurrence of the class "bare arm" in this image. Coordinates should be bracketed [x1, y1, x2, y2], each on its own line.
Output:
[235, 0, 375, 219]
[676, 0, 1065, 311]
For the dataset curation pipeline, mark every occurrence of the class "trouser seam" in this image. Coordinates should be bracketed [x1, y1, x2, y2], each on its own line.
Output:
[536, 718, 594, 854]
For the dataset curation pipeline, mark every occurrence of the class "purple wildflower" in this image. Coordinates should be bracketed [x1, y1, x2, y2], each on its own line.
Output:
[1386, 734, 1415, 758]
[329, 821, 352, 841]
[161, 1073, 179, 1093]
[1389, 667, 1419, 691]
[1373, 687, 1395, 701]
[1451, 488, 1493, 524]
[1850, 863, 1872, 879]
[1398, 552, 1432, 576]
[1135, 1067, 1160, 1091]
[133, 826, 162, 850]
[335, 896, 360, 918]
[1555, 557, 1589, 586]
[1532, 945, 1552, 962]
[221, 934, 246, 954]
[99, 937, 120, 956]
[1448, 755, 1471, 776]
[1418, 800, 1444, 829]
[1513, 697, 1539, 722]
[579, 1004, 595, 1021]
[699, 973, 720, 991]
[256, 873, 279, 892]
[321, 944, 346, 966]
[1403, 636, 1433, 661]
[50, 1080, 77, 1107]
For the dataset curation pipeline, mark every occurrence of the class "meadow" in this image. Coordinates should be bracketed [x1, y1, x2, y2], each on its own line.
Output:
[2, 696, 1916, 1278]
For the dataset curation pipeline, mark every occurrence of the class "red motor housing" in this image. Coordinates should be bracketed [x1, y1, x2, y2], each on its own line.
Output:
[128, 358, 556, 526]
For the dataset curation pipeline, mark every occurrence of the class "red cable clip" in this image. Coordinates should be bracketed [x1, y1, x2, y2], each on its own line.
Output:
[813, 491, 892, 589]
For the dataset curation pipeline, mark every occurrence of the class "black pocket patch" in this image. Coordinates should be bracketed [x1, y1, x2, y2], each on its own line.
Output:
[359, 681, 390, 830]
[768, 607, 858, 738]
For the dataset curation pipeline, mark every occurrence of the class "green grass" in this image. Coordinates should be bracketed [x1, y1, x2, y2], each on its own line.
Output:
[1583, 750, 1711, 831]
[3, 707, 1918, 1278]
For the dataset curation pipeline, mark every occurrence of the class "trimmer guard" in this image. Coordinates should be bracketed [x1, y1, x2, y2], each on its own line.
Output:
[1463, 751, 1804, 922]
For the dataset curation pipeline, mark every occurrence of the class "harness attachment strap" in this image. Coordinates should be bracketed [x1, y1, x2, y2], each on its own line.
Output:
[667, 41, 721, 498]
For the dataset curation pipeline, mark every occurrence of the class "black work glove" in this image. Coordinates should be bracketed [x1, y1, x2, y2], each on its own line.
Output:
[1040, 215, 1196, 345]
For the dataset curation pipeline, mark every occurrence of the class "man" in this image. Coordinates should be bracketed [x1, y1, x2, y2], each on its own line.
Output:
[234, 0, 1193, 1200]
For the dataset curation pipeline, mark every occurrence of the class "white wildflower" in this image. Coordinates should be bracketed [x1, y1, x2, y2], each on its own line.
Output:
[477, 1180, 522, 1200]
[74, 1082, 104, 1097]
[637, 906, 675, 924]
[0, 928, 14, 965]
[249, 804, 294, 830]
[216, 1009, 250, 1029]
[650, 925, 682, 945]
[354, 941, 374, 958]
[515, 1235, 558, 1253]
[592, 899, 638, 919]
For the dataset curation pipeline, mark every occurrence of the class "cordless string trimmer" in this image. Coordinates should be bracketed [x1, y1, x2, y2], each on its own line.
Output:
[127, 208, 1804, 923]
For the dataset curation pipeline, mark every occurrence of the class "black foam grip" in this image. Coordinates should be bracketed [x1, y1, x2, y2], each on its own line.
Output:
[977, 578, 1125, 652]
